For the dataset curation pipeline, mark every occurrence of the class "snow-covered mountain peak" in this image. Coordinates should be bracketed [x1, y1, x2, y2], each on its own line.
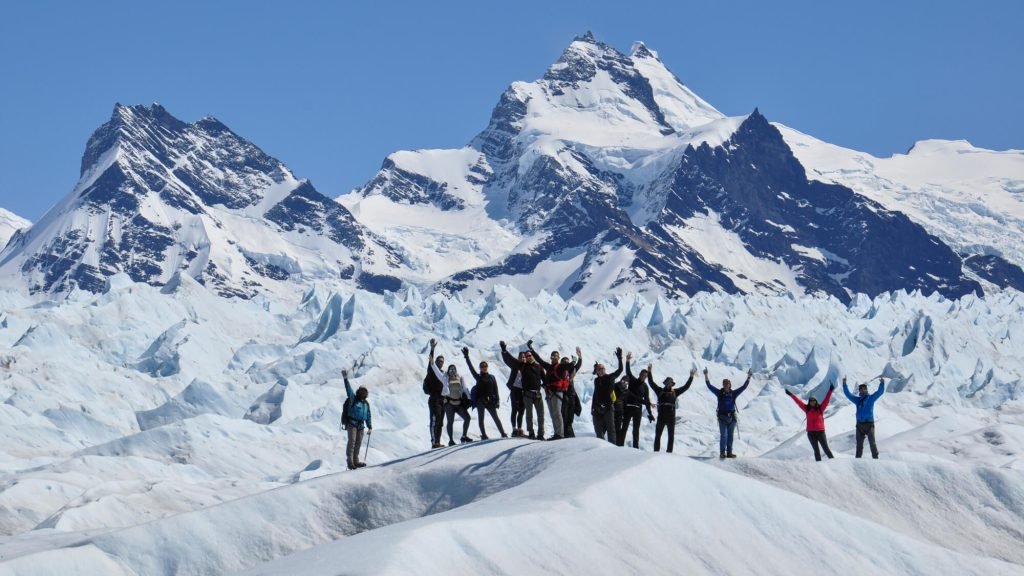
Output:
[0, 103, 405, 298]
[0, 207, 30, 249]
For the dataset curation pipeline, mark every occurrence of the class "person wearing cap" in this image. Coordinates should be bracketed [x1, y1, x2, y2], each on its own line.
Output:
[705, 367, 753, 458]
[647, 367, 695, 453]
[785, 382, 835, 461]
[843, 376, 885, 459]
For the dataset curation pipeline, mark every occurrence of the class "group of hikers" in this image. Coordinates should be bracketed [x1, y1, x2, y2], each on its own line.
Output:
[339, 340, 886, 469]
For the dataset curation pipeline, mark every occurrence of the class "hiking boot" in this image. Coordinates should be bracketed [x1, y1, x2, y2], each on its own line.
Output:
[527, 431, 535, 440]
[480, 434, 489, 440]
[501, 433, 509, 438]
[546, 435, 562, 441]
[726, 453, 737, 458]
[431, 443, 443, 449]
[461, 436, 474, 443]
[448, 439, 457, 447]
[355, 462, 367, 468]
[719, 452, 726, 459]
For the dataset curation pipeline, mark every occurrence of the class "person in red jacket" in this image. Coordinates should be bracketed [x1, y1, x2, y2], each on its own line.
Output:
[785, 383, 835, 461]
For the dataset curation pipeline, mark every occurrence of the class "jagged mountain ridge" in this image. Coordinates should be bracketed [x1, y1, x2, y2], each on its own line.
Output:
[346, 32, 1021, 302]
[0, 104, 404, 298]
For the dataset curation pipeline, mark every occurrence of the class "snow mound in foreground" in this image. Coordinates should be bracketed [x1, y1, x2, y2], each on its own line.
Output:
[2, 440, 1021, 576]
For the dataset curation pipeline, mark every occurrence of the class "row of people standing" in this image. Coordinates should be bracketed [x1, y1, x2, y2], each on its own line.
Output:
[417, 340, 886, 460]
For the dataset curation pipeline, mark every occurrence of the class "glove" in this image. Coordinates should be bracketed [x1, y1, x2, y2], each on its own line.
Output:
[829, 384, 836, 391]
[615, 347, 623, 358]
[461, 346, 469, 357]
[647, 414, 655, 423]
[527, 339, 534, 348]
[499, 340, 507, 350]
[342, 369, 349, 378]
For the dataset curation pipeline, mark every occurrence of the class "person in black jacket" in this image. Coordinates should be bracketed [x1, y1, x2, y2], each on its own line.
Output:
[503, 350, 527, 437]
[501, 340, 546, 439]
[528, 341, 582, 440]
[590, 348, 624, 444]
[423, 340, 445, 449]
[463, 347, 507, 439]
[648, 367, 695, 453]
[619, 353, 655, 449]
[561, 356, 583, 438]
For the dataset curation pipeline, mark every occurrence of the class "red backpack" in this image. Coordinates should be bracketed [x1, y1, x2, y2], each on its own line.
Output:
[551, 363, 571, 392]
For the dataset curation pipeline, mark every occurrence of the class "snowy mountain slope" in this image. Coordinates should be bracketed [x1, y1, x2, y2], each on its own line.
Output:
[348, 33, 1006, 303]
[0, 104, 404, 299]
[0, 209, 29, 250]
[780, 126, 1024, 289]
[3, 441, 1021, 575]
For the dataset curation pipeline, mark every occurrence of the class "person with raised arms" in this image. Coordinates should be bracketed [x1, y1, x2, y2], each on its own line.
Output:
[342, 369, 372, 470]
[463, 347, 507, 439]
[429, 339, 473, 446]
[785, 382, 836, 461]
[705, 367, 753, 458]
[648, 367, 695, 453]
[618, 353, 655, 449]
[590, 347, 624, 444]
[843, 376, 885, 459]
[500, 340, 546, 440]
[422, 340, 446, 449]
[502, 350, 527, 437]
[528, 340, 582, 440]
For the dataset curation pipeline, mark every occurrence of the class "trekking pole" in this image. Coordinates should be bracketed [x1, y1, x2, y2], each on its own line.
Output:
[364, 430, 372, 463]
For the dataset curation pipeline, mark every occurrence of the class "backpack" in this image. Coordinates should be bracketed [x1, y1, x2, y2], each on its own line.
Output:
[422, 375, 431, 395]
[469, 384, 479, 409]
[551, 364, 570, 392]
[341, 397, 352, 430]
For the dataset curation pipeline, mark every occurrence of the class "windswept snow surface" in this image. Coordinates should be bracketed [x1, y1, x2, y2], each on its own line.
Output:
[0, 209, 29, 250]
[0, 279, 1023, 574]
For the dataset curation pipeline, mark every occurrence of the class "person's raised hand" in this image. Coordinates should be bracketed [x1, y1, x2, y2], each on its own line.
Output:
[690, 367, 698, 377]
[461, 346, 469, 357]
[499, 340, 507, 350]
[626, 352, 633, 361]
[342, 369, 349, 378]
[430, 338, 437, 350]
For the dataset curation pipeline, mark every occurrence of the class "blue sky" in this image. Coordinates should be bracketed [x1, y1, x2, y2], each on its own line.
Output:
[1, 0, 1021, 220]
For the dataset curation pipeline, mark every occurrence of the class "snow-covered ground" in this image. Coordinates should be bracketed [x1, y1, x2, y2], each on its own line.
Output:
[0, 209, 29, 250]
[0, 278, 1022, 574]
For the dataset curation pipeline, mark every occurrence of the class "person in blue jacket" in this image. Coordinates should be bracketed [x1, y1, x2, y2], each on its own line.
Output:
[705, 367, 752, 459]
[343, 369, 372, 470]
[843, 376, 884, 459]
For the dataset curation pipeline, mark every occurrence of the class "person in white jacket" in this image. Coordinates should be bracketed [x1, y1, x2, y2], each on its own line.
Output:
[430, 339, 473, 445]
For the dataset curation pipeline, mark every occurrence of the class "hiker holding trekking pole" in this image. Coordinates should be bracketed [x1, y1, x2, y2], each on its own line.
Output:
[342, 369, 372, 470]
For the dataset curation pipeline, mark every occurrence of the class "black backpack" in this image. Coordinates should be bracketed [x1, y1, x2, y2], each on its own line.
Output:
[341, 397, 352, 430]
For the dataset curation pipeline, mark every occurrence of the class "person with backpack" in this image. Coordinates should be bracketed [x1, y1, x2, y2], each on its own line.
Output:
[561, 356, 583, 438]
[463, 347, 507, 439]
[842, 376, 885, 459]
[429, 339, 473, 446]
[705, 367, 752, 458]
[500, 340, 546, 440]
[648, 367, 695, 453]
[590, 347, 624, 444]
[528, 341, 582, 440]
[342, 369, 372, 470]
[503, 350, 527, 437]
[785, 383, 836, 461]
[619, 354, 655, 449]
[423, 341, 446, 449]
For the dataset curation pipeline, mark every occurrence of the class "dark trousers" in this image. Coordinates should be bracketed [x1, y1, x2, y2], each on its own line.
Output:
[477, 405, 505, 437]
[509, 388, 524, 430]
[807, 430, 834, 461]
[562, 394, 576, 437]
[717, 412, 737, 454]
[855, 422, 879, 458]
[428, 395, 444, 445]
[444, 401, 471, 442]
[618, 405, 643, 449]
[613, 403, 624, 442]
[654, 411, 676, 452]
[592, 407, 617, 444]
